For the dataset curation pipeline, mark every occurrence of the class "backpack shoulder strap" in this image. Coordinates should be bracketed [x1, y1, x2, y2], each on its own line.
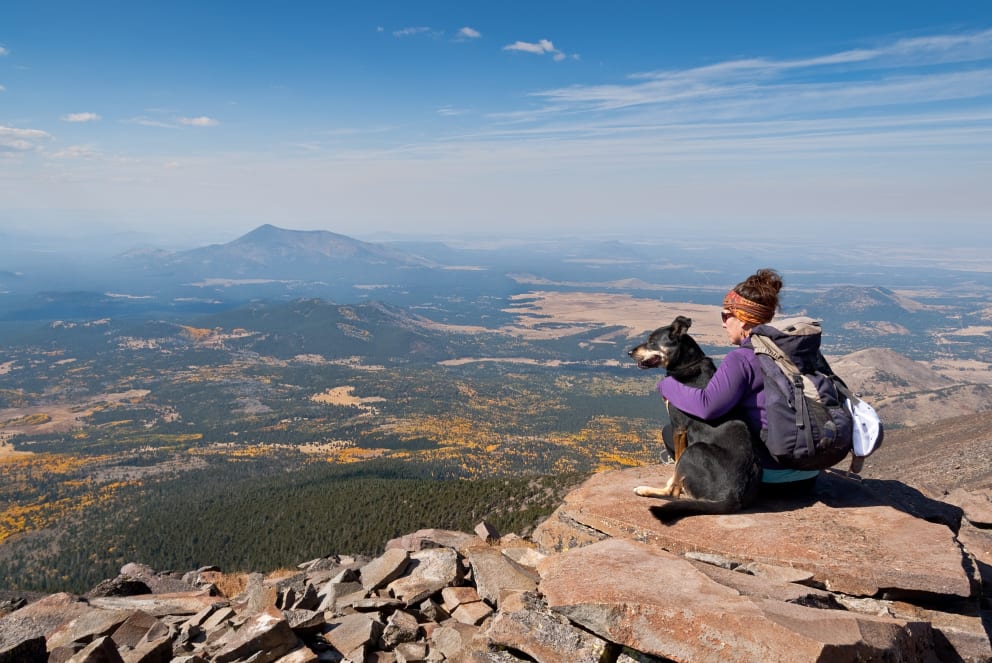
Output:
[750, 333, 801, 375]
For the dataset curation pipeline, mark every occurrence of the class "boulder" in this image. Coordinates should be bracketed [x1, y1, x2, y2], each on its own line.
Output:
[288, 582, 319, 611]
[323, 612, 384, 658]
[118, 628, 172, 663]
[108, 610, 167, 649]
[429, 622, 481, 661]
[474, 521, 500, 542]
[316, 580, 366, 613]
[233, 572, 279, 615]
[85, 578, 152, 599]
[46, 608, 133, 651]
[65, 635, 124, 663]
[281, 609, 324, 635]
[199, 605, 236, 631]
[499, 542, 546, 570]
[385, 529, 477, 553]
[393, 641, 428, 662]
[441, 586, 482, 613]
[206, 606, 300, 663]
[387, 548, 462, 604]
[116, 563, 193, 595]
[381, 610, 421, 647]
[0, 593, 93, 654]
[452, 600, 494, 626]
[484, 591, 610, 663]
[464, 546, 539, 606]
[361, 549, 410, 591]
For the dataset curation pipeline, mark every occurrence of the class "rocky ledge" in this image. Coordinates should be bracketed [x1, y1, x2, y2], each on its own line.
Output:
[1, 467, 990, 662]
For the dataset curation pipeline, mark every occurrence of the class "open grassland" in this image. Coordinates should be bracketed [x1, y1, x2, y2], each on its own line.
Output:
[0, 389, 151, 436]
[502, 291, 730, 347]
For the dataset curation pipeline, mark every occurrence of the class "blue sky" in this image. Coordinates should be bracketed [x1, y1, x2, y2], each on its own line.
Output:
[2, 1, 991, 247]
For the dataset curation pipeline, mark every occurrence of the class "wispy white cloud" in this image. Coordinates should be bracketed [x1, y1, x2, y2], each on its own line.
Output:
[394, 26, 432, 38]
[523, 28, 992, 119]
[881, 28, 992, 65]
[437, 105, 468, 117]
[457, 27, 481, 40]
[0, 125, 51, 139]
[283, 142, 323, 153]
[0, 124, 52, 147]
[129, 116, 179, 129]
[0, 85, 5, 92]
[0, 46, 8, 56]
[0, 139, 34, 152]
[177, 116, 220, 127]
[0, 124, 52, 154]
[52, 144, 100, 159]
[503, 38, 575, 62]
[61, 112, 102, 123]
[319, 125, 397, 138]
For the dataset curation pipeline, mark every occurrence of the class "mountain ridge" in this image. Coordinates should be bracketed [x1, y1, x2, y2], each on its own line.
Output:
[144, 224, 438, 274]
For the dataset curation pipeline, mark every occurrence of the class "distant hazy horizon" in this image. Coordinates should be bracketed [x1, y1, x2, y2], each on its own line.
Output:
[3, 219, 991, 280]
[2, 2, 990, 245]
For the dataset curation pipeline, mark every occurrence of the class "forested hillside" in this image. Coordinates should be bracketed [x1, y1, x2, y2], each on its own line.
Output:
[0, 458, 586, 593]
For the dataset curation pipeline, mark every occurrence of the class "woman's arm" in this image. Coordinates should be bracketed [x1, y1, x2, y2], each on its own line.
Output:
[658, 350, 751, 420]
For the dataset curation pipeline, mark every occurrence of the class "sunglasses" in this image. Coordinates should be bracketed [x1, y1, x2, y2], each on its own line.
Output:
[721, 310, 735, 323]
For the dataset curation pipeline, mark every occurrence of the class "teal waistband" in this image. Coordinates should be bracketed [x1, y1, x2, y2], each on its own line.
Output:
[762, 468, 820, 484]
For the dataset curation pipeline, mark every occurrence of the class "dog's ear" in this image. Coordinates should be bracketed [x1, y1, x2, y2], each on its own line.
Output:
[670, 316, 693, 339]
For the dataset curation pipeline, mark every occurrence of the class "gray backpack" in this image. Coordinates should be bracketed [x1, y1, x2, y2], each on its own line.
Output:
[750, 317, 854, 471]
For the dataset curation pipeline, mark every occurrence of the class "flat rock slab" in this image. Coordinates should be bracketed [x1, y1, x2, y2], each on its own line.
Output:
[945, 487, 992, 527]
[386, 528, 478, 553]
[86, 590, 219, 617]
[532, 465, 971, 599]
[0, 593, 92, 651]
[539, 538, 938, 663]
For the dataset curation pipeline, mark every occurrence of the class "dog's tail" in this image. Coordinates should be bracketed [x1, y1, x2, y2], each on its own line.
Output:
[649, 497, 742, 524]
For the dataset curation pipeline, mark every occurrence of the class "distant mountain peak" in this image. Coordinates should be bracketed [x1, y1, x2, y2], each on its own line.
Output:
[811, 285, 928, 313]
[147, 225, 439, 280]
[237, 224, 349, 243]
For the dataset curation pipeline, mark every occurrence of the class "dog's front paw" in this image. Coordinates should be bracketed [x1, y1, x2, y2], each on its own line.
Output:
[634, 485, 666, 498]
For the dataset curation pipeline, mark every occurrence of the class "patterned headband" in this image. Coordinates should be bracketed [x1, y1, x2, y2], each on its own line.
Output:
[723, 290, 774, 325]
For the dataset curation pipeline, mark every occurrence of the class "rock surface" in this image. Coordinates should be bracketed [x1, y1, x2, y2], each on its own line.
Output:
[532, 465, 972, 599]
[1, 468, 990, 662]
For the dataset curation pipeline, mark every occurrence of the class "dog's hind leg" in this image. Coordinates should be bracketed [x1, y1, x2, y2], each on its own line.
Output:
[634, 473, 682, 499]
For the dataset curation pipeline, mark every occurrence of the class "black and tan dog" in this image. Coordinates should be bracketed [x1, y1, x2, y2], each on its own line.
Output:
[628, 315, 761, 521]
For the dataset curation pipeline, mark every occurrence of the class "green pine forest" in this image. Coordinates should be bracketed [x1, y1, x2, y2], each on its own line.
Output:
[0, 458, 587, 594]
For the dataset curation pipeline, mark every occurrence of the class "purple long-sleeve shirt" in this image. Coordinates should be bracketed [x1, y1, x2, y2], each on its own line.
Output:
[657, 340, 766, 437]
[659, 338, 821, 479]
